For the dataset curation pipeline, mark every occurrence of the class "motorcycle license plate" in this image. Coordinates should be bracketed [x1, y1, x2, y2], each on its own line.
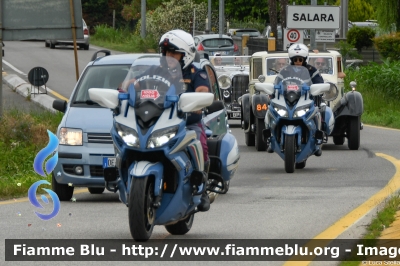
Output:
[231, 112, 241, 118]
[103, 157, 116, 168]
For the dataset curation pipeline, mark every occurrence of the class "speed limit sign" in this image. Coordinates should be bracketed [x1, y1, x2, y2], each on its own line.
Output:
[284, 29, 304, 50]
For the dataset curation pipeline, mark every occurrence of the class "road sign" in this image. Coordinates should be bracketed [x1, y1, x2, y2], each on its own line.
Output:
[315, 30, 335, 43]
[283, 29, 304, 50]
[286, 5, 340, 29]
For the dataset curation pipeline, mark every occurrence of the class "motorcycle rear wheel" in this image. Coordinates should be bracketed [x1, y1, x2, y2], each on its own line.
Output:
[129, 176, 155, 241]
[284, 135, 296, 173]
[165, 213, 194, 235]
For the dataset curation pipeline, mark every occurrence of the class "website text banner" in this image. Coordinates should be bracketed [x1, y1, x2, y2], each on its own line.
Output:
[6, 239, 400, 261]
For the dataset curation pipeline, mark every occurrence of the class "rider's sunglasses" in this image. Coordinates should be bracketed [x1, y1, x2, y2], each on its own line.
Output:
[293, 57, 303, 63]
[315, 62, 325, 66]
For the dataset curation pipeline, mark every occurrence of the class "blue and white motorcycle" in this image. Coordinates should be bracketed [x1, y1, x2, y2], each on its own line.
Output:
[88, 56, 239, 241]
[255, 65, 333, 173]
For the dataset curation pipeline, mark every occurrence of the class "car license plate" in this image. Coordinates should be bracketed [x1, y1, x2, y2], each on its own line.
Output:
[212, 51, 227, 55]
[103, 157, 116, 168]
[231, 112, 241, 118]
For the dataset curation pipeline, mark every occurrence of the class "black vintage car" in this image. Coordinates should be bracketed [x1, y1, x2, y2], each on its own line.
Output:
[210, 56, 251, 120]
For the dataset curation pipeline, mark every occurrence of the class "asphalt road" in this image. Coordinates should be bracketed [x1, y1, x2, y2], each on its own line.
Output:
[1, 41, 400, 266]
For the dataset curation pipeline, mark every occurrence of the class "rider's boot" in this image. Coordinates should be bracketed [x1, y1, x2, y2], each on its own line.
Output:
[266, 137, 273, 153]
[197, 160, 210, 212]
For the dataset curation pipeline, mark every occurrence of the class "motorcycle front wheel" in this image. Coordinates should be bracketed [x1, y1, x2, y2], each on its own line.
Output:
[284, 135, 296, 173]
[129, 176, 155, 241]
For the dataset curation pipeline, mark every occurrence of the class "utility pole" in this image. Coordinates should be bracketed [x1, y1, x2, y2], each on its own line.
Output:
[208, 0, 211, 33]
[219, 0, 224, 37]
[310, 0, 317, 50]
[141, 0, 146, 38]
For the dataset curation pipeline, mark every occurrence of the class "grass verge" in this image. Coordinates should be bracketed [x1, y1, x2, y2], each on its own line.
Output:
[0, 108, 62, 200]
[340, 194, 400, 265]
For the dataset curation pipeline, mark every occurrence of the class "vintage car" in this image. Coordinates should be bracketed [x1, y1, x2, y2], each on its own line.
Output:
[240, 49, 363, 151]
[210, 55, 251, 120]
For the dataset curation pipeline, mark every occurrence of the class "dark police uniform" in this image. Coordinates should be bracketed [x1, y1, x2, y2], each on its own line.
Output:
[182, 64, 210, 125]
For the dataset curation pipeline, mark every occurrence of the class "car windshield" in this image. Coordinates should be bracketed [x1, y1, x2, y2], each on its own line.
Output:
[274, 65, 311, 104]
[121, 56, 184, 109]
[202, 38, 233, 48]
[266, 57, 290, 75]
[308, 56, 334, 75]
[73, 65, 131, 104]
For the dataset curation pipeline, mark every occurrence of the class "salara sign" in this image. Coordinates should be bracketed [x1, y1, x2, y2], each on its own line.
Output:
[286, 5, 340, 29]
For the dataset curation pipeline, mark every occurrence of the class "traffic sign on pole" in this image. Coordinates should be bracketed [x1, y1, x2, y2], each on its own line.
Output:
[283, 29, 304, 50]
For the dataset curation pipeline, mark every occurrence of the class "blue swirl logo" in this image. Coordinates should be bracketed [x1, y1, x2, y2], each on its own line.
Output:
[28, 180, 60, 220]
[29, 130, 60, 220]
[33, 130, 58, 177]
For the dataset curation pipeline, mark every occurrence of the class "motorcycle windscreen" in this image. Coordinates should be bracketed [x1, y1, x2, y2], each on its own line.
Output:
[275, 65, 312, 104]
[120, 56, 185, 108]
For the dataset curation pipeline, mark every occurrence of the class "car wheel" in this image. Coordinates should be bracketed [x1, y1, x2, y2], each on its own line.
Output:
[333, 136, 345, 145]
[255, 118, 267, 151]
[51, 173, 74, 201]
[245, 132, 255, 146]
[83, 44, 89, 50]
[88, 187, 105, 194]
[347, 116, 360, 150]
[50, 42, 55, 49]
[45, 41, 49, 48]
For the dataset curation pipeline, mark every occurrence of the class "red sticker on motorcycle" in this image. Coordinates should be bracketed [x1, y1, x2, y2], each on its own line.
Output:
[287, 85, 299, 91]
[140, 90, 160, 100]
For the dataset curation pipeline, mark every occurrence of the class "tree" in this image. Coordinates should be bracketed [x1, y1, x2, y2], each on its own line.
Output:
[268, 0, 278, 38]
[371, 0, 400, 33]
[137, 0, 209, 39]
[334, 0, 375, 22]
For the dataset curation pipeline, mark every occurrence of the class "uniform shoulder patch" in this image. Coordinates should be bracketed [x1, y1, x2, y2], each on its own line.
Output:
[199, 73, 208, 79]
[191, 67, 195, 73]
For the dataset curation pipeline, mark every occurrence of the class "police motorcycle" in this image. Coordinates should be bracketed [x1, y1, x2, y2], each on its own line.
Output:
[255, 65, 333, 173]
[88, 56, 239, 241]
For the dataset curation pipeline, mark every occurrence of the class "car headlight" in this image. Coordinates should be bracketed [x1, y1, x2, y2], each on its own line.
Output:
[147, 126, 178, 148]
[59, 128, 83, 146]
[115, 122, 139, 147]
[218, 75, 231, 90]
[294, 107, 310, 117]
[273, 105, 288, 117]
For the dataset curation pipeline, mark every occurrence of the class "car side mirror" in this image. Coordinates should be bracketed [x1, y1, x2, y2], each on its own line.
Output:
[53, 99, 67, 113]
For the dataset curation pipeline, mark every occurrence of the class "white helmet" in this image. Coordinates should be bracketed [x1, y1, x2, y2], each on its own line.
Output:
[288, 43, 309, 63]
[159, 29, 196, 69]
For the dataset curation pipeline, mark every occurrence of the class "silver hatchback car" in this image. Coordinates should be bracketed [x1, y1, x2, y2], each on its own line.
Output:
[194, 34, 239, 56]
[51, 51, 152, 200]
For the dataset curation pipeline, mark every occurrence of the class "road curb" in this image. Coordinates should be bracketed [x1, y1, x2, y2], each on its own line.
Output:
[3, 73, 57, 113]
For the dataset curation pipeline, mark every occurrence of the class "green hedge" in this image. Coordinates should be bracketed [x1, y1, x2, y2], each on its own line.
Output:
[373, 32, 400, 61]
[347, 26, 376, 52]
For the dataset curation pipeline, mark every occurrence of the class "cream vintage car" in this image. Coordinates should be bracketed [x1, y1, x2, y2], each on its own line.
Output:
[239, 49, 363, 151]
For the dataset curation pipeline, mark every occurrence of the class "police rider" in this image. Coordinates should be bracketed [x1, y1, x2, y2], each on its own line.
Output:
[159, 29, 211, 212]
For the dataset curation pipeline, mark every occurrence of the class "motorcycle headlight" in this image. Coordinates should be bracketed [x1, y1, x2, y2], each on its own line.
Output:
[294, 107, 310, 117]
[115, 122, 139, 147]
[218, 75, 231, 90]
[59, 128, 83, 146]
[147, 126, 178, 148]
[273, 105, 288, 117]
